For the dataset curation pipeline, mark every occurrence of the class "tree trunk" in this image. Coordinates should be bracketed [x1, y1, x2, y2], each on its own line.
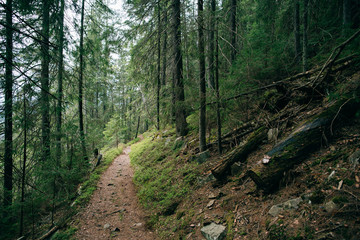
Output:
[4, 0, 13, 216]
[20, 88, 27, 236]
[157, 1, 161, 131]
[135, 116, 140, 139]
[198, 0, 206, 152]
[56, 0, 64, 163]
[302, 0, 308, 72]
[294, 0, 301, 64]
[41, 0, 50, 163]
[212, 127, 267, 180]
[162, 0, 168, 86]
[215, 17, 222, 154]
[79, 0, 88, 162]
[172, 0, 188, 136]
[207, 0, 216, 89]
[247, 98, 360, 192]
[230, 0, 237, 63]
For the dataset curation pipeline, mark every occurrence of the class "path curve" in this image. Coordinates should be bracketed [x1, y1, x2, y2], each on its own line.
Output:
[75, 146, 154, 240]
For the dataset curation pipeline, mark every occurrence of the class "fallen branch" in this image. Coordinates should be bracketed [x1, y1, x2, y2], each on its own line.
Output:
[247, 97, 360, 192]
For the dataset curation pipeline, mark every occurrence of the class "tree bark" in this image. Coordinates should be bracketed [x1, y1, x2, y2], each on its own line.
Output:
[208, 0, 216, 89]
[162, 0, 168, 86]
[212, 127, 267, 180]
[294, 0, 301, 64]
[79, 0, 88, 162]
[4, 0, 13, 220]
[56, 0, 64, 163]
[20, 88, 27, 236]
[41, 0, 50, 163]
[157, 1, 161, 131]
[215, 15, 222, 154]
[172, 0, 188, 136]
[198, 0, 206, 152]
[230, 0, 237, 63]
[302, 0, 308, 72]
[247, 98, 360, 192]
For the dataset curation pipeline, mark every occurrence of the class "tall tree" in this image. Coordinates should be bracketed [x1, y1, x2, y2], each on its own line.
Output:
[198, 0, 206, 151]
[161, 1, 168, 86]
[79, 0, 88, 162]
[156, 1, 161, 130]
[3, 0, 13, 217]
[294, 0, 301, 64]
[215, 13, 222, 154]
[208, 0, 216, 89]
[56, 0, 65, 163]
[172, 0, 188, 136]
[302, 0, 308, 72]
[41, 0, 50, 163]
[230, 0, 237, 63]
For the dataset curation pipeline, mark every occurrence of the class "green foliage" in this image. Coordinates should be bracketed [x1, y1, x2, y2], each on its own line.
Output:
[51, 226, 77, 240]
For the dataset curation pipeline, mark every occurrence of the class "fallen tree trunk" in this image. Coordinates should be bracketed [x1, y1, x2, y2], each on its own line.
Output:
[247, 97, 360, 192]
[212, 127, 267, 180]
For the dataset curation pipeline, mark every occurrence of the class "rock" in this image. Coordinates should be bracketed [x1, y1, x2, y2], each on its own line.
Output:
[197, 173, 215, 186]
[133, 223, 143, 228]
[324, 201, 337, 213]
[104, 223, 111, 229]
[349, 150, 360, 169]
[201, 222, 227, 240]
[231, 162, 242, 176]
[208, 193, 217, 199]
[113, 227, 120, 232]
[207, 200, 215, 208]
[193, 150, 210, 164]
[268, 197, 302, 217]
[267, 128, 279, 143]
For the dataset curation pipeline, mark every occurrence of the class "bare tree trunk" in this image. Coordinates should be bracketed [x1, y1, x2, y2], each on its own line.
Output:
[294, 0, 301, 64]
[56, 0, 64, 164]
[41, 0, 50, 163]
[162, 1, 168, 86]
[3, 0, 13, 217]
[157, 1, 161, 131]
[215, 9, 222, 155]
[79, 0, 88, 162]
[198, 0, 206, 151]
[302, 0, 308, 72]
[20, 89, 27, 236]
[230, 0, 237, 63]
[172, 0, 188, 136]
[208, 0, 216, 89]
[135, 116, 140, 139]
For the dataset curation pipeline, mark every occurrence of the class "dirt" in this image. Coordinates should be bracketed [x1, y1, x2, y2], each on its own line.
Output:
[74, 146, 154, 240]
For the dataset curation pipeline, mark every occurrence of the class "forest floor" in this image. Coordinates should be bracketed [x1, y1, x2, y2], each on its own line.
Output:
[73, 146, 155, 240]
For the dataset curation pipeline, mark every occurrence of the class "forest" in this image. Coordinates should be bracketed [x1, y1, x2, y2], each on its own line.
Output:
[1, 0, 360, 239]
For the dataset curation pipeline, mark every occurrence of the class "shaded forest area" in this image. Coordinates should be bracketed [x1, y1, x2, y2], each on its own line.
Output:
[0, 0, 360, 239]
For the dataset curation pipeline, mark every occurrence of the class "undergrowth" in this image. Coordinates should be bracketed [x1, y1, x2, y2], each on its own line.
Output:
[129, 128, 200, 234]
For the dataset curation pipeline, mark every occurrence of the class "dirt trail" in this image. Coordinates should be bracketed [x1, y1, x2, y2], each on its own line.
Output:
[75, 146, 154, 240]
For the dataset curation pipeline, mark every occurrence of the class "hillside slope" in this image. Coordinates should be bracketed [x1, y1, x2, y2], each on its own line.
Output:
[129, 60, 360, 240]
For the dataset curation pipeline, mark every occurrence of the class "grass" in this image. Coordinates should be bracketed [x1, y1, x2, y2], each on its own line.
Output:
[129, 128, 200, 234]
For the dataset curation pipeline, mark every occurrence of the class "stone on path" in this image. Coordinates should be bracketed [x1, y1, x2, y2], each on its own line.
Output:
[268, 197, 302, 217]
[201, 222, 226, 240]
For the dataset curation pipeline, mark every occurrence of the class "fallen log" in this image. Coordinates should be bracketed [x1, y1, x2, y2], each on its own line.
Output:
[211, 127, 267, 180]
[247, 97, 360, 192]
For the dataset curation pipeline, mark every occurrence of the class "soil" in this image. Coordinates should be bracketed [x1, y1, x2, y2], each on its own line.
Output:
[74, 146, 154, 240]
